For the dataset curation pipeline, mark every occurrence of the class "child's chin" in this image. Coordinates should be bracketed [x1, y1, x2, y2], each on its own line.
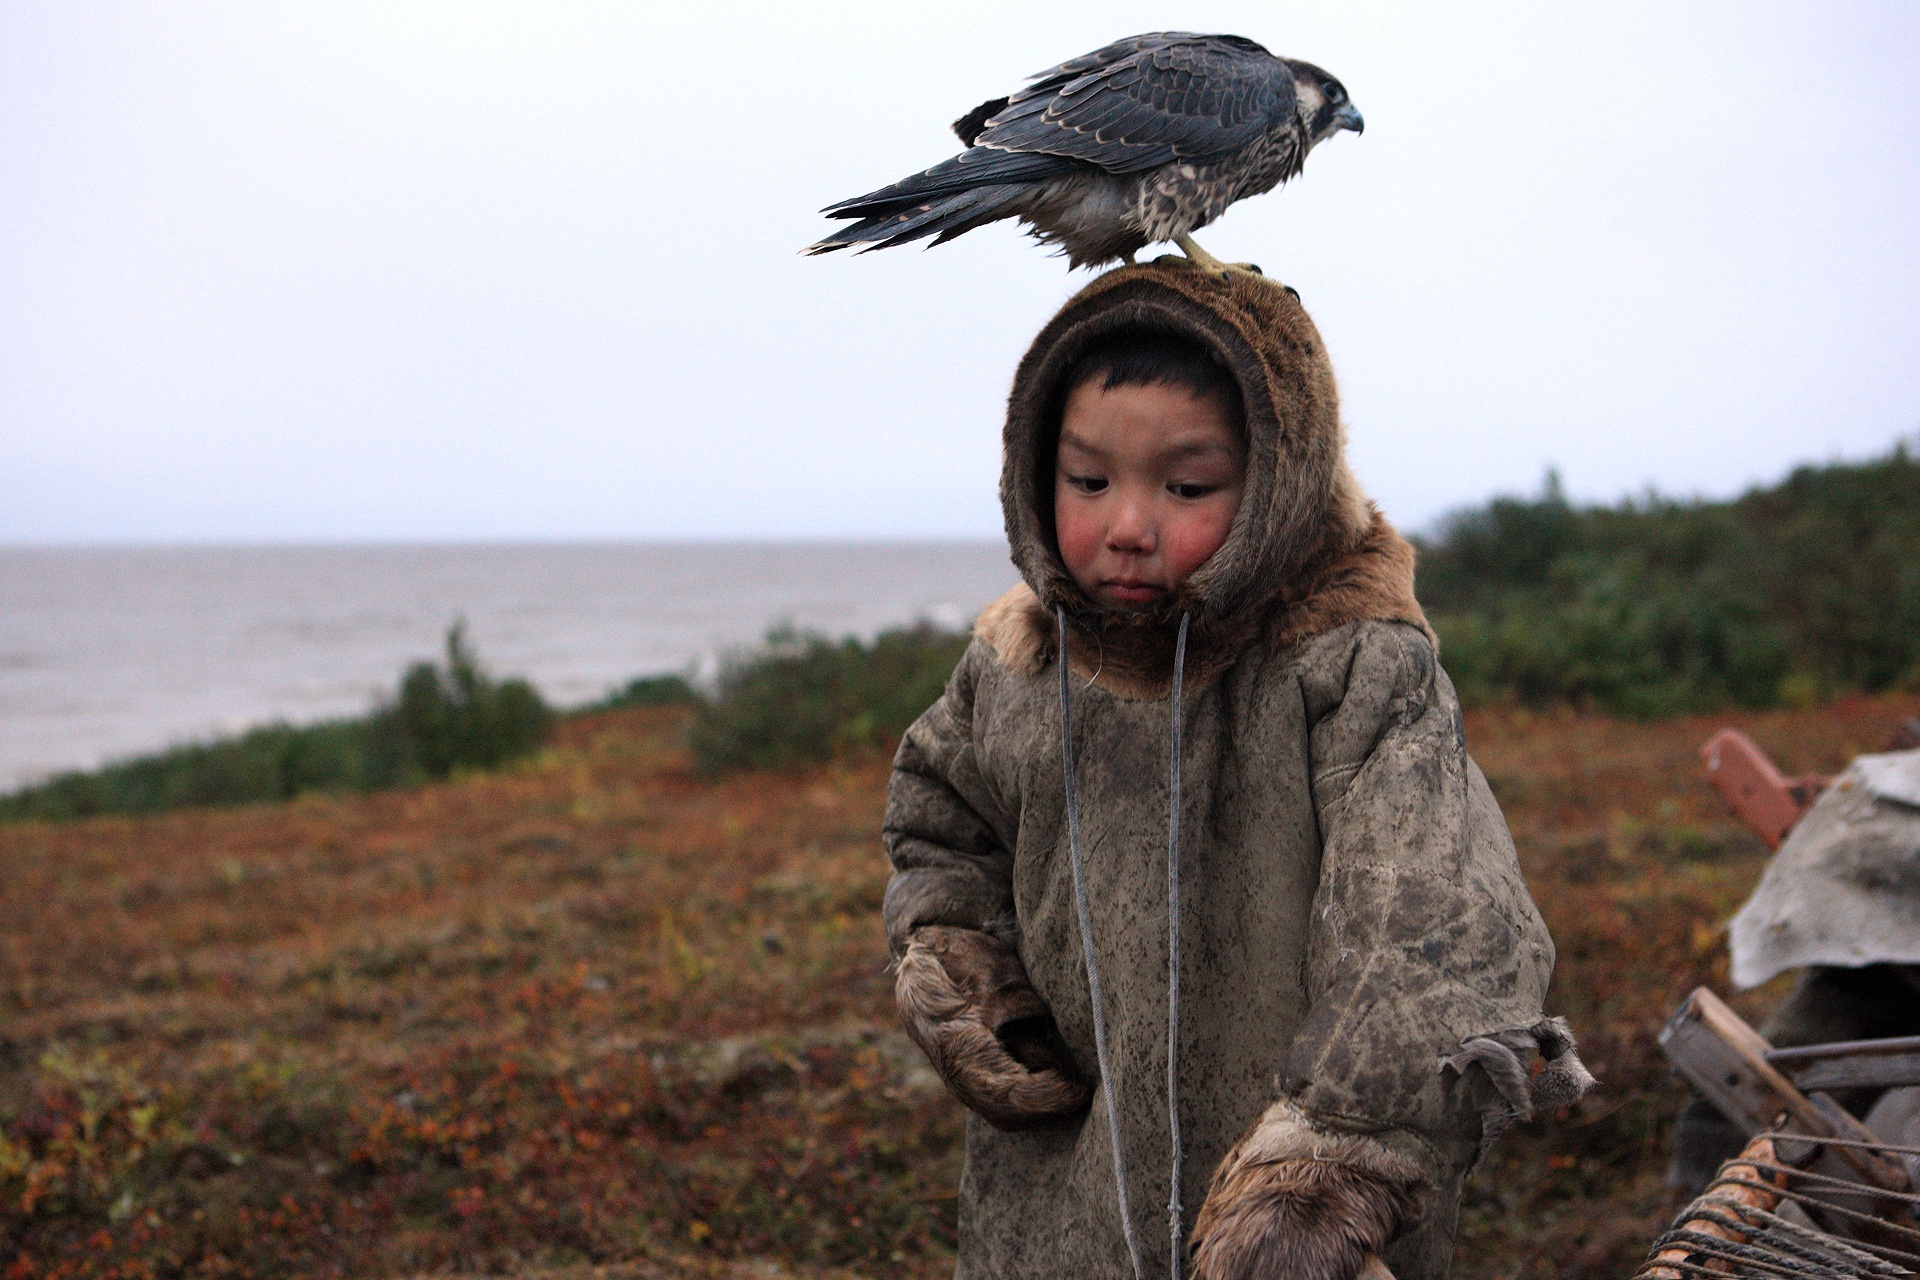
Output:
[1097, 588, 1166, 611]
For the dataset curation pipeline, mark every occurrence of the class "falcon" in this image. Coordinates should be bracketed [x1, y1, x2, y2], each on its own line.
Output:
[805, 32, 1363, 274]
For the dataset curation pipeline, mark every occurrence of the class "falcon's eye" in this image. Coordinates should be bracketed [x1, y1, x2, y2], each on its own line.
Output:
[1326, 85, 1345, 102]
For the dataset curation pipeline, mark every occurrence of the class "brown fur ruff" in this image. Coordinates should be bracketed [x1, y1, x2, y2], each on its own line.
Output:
[894, 927, 1091, 1130]
[993, 258, 1430, 696]
[976, 507, 1431, 698]
[1191, 1102, 1425, 1280]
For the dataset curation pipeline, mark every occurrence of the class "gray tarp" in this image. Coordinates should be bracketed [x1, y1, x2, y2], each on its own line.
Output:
[1729, 749, 1920, 991]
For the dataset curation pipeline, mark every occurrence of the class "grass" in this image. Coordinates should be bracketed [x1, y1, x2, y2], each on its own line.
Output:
[5, 676, 1918, 1278]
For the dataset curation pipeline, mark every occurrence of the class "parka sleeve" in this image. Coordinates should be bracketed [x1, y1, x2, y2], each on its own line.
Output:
[880, 643, 1092, 1128]
[1281, 620, 1575, 1172]
[881, 639, 1020, 958]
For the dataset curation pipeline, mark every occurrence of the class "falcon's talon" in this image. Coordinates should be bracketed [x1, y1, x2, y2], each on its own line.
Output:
[1172, 233, 1264, 284]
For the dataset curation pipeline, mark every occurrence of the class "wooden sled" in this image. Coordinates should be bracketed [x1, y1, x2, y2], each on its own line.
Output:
[1631, 988, 1920, 1278]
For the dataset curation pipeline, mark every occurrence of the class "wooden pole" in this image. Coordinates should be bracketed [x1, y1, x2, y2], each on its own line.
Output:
[1643, 1135, 1786, 1280]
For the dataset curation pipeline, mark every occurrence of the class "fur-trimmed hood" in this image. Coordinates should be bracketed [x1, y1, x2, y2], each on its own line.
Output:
[990, 260, 1428, 693]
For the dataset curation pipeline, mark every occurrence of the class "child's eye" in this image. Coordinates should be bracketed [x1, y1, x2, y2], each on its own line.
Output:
[1067, 475, 1108, 494]
[1169, 483, 1217, 500]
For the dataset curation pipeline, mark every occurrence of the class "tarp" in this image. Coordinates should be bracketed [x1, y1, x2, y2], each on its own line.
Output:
[1729, 749, 1920, 990]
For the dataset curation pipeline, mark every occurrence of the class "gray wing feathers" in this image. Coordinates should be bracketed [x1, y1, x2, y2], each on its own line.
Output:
[953, 97, 1008, 146]
[1018, 31, 1170, 90]
[946, 33, 1151, 143]
[973, 33, 1292, 174]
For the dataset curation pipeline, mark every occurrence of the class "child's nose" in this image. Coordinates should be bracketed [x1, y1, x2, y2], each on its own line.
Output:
[1105, 498, 1157, 553]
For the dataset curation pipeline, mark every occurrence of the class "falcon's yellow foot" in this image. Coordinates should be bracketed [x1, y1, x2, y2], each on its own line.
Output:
[1172, 233, 1263, 281]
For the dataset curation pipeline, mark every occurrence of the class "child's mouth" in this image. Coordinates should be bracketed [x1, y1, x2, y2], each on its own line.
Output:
[1101, 580, 1163, 605]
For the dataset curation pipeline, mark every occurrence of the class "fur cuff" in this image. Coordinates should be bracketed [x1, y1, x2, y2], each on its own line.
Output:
[894, 927, 1091, 1130]
[1192, 1101, 1424, 1280]
[1438, 1016, 1596, 1154]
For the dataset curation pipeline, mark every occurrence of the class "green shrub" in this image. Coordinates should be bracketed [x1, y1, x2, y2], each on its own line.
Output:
[365, 621, 552, 784]
[687, 622, 970, 775]
[0, 719, 378, 822]
[1417, 442, 1920, 716]
[2, 623, 552, 822]
[589, 672, 702, 711]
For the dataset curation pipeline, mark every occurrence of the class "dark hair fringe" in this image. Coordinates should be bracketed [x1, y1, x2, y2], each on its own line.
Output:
[1063, 326, 1244, 421]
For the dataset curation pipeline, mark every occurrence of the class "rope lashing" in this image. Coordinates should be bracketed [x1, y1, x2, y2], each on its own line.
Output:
[1634, 1130, 1920, 1280]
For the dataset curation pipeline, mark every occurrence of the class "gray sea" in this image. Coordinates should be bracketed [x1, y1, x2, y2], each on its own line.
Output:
[0, 542, 1017, 793]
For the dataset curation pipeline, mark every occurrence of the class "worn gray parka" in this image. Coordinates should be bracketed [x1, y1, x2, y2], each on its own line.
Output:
[883, 264, 1578, 1280]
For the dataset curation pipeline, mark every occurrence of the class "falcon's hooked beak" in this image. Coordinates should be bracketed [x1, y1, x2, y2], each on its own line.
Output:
[1334, 101, 1364, 135]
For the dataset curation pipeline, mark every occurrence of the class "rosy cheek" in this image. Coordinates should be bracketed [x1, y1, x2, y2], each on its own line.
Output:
[1054, 492, 1100, 580]
[1165, 504, 1235, 579]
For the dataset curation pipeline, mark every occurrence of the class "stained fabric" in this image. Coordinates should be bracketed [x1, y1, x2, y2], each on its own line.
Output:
[882, 262, 1561, 1279]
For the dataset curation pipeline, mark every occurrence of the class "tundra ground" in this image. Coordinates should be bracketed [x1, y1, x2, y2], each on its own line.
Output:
[6, 693, 1917, 1279]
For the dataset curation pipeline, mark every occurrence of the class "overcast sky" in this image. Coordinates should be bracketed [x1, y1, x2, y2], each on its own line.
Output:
[3, 2, 1917, 544]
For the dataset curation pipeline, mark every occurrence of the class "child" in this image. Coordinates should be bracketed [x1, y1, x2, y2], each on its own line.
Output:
[883, 264, 1588, 1280]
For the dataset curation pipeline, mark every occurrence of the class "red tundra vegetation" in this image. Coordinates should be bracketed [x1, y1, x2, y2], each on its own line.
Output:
[4, 693, 1917, 1279]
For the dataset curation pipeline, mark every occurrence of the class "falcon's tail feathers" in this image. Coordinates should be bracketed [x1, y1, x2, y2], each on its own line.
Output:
[804, 183, 1031, 256]
[819, 147, 1077, 219]
[806, 147, 1082, 256]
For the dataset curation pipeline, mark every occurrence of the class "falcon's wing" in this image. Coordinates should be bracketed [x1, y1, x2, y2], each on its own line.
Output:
[968, 33, 1295, 175]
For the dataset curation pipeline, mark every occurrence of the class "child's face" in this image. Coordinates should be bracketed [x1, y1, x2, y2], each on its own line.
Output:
[1054, 379, 1245, 611]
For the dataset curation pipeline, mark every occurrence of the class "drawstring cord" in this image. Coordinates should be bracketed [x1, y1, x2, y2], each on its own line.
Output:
[1056, 605, 1191, 1280]
[1058, 605, 1142, 1279]
[1167, 611, 1189, 1280]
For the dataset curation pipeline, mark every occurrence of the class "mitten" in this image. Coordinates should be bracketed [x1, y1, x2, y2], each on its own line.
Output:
[1192, 1102, 1423, 1280]
[894, 925, 1091, 1129]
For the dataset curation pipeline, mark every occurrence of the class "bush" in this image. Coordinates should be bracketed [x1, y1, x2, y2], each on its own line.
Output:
[589, 672, 702, 711]
[2, 623, 552, 822]
[365, 621, 552, 784]
[687, 622, 970, 775]
[0, 720, 378, 822]
[1417, 443, 1920, 716]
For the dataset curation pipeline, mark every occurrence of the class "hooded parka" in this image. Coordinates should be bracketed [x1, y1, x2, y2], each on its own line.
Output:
[883, 263, 1575, 1280]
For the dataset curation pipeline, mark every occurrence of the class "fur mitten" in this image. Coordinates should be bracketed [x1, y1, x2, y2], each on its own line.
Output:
[894, 925, 1091, 1129]
[1192, 1102, 1423, 1280]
